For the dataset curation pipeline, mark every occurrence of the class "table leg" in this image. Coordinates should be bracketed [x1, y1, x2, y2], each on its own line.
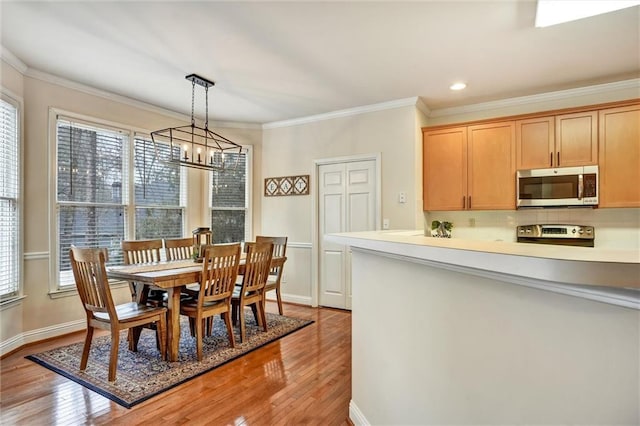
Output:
[166, 287, 181, 362]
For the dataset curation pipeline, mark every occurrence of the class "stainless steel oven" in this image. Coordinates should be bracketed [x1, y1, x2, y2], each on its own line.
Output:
[517, 224, 595, 247]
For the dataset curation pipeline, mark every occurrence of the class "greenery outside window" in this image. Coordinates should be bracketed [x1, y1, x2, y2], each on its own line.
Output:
[55, 118, 128, 287]
[134, 135, 185, 240]
[210, 149, 250, 244]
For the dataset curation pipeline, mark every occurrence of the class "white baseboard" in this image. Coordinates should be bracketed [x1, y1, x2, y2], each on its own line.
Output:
[265, 293, 312, 306]
[1, 320, 85, 357]
[349, 400, 370, 426]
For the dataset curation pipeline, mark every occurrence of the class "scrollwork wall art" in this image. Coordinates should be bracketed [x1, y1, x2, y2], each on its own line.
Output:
[264, 175, 309, 196]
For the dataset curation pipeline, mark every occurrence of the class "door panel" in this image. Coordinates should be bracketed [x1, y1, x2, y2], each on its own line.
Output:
[319, 159, 376, 309]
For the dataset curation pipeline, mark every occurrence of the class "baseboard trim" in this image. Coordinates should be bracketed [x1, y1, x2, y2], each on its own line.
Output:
[265, 293, 312, 307]
[1, 320, 85, 357]
[349, 400, 370, 426]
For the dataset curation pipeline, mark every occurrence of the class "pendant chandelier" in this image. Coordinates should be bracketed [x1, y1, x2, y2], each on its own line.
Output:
[151, 74, 242, 171]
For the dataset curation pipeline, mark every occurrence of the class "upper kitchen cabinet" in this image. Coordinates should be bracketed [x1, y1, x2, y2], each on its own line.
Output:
[516, 116, 554, 169]
[423, 127, 467, 211]
[516, 111, 597, 170]
[423, 122, 515, 211]
[555, 111, 598, 167]
[599, 104, 640, 208]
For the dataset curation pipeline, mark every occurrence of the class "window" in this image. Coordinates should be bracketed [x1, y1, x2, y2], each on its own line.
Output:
[134, 135, 184, 240]
[56, 118, 128, 286]
[53, 115, 188, 289]
[0, 96, 20, 300]
[210, 149, 250, 243]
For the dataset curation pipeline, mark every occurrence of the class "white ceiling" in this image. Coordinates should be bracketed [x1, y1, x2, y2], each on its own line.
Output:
[1, 1, 639, 125]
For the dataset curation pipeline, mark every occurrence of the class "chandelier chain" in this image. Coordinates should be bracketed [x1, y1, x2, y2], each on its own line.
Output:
[205, 85, 209, 130]
[191, 80, 196, 127]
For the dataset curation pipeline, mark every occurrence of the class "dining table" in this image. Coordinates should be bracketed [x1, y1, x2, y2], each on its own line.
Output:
[106, 256, 286, 362]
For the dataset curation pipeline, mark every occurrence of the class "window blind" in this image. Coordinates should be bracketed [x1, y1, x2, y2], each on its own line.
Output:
[0, 98, 20, 299]
[211, 152, 247, 244]
[56, 118, 128, 285]
[134, 136, 183, 240]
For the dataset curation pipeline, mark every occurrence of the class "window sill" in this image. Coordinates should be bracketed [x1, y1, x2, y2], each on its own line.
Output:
[0, 295, 27, 311]
[49, 280, 129, 299]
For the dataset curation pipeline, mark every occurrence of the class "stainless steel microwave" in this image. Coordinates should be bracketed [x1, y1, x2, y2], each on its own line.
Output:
[517, 165, 598, 208]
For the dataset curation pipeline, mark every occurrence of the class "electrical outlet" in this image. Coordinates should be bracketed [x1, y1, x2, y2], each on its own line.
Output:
[383, 218, 390, 230]
[398, 192, 406, 203]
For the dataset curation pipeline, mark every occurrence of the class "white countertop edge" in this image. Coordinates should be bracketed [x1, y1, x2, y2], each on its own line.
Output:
[351, 246, 640, 310]
[326, 231, 640, 290]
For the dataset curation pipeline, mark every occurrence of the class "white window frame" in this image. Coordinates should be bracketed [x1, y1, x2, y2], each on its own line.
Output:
[0, 91, 23, 305]
[207, 145, 252, 243]
[48, 109, 187, 296]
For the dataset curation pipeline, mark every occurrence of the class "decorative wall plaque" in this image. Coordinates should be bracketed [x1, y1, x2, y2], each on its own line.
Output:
[264, 174, 309, 196]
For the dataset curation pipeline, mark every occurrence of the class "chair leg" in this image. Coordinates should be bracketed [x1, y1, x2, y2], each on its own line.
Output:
[251, 303, 261, 327]
[80, 326, 94, 371]
[108, 329, 120, 382]
[239, 304, 246, 343]
[275, 287, 284, 315]
[156, 314, 167, 360]
[232, 302, 238, 326]
[129, 326, 143, 352]
[195, 315, 203, 362]
[258, 299, 268, 332]
[223, 311, 235, 348]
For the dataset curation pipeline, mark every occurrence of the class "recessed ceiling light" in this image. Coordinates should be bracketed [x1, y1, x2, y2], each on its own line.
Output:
[535, 0, 640, 28]
[449, 82, 466, 91]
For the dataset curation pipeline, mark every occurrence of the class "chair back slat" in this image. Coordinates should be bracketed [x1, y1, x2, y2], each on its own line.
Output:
[122, 239, 162, 264]
[69, 247, 114, 317]
[241, 242, 274, 295]
[164, 237, 194, 261]
[200, 243, 241, 304]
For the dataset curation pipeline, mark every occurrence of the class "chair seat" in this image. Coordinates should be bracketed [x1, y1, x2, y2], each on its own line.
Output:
[180, 299, 226, 312]
[94, 302, 167, 322]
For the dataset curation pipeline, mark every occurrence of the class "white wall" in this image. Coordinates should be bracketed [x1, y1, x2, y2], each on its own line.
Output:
[351, 249, 639, 425]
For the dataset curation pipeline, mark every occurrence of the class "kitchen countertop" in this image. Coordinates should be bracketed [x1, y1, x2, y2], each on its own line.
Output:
[326, 230, 640, 296]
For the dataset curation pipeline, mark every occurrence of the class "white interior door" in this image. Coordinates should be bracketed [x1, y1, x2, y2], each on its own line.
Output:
[319, 160, 376, 309]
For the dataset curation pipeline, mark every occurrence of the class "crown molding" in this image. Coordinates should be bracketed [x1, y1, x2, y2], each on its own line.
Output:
[0, 47, 261, 131]
[263, 96, 423, 129]
[24, 68, 261, 130]
[415, 97, 431, 117]
[428, 78, 640, 118]
[1, 46, 28, 74]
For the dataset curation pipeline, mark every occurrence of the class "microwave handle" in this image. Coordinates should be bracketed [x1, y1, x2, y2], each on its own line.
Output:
[578, 174, 583, 200]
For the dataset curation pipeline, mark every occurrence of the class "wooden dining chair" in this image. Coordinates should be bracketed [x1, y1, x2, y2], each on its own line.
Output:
[121, 239, 163, 303]
[121, 239, 165, 351]
[180, 243, 241, 361]
[69, 246, 167, 382]
[164, 237, 194, 261]
[255, 236, 288, 315]
[231, 241, 273, 343]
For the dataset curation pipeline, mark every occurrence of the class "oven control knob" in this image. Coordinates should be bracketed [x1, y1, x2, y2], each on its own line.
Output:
[572, 228, 577, 234]
[578, 229, 584, 234]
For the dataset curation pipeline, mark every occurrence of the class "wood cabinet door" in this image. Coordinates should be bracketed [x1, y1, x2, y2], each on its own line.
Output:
[599, 104, 640, 208]
[555, 111, 598, 167]
[467, 121, 516, 210]
[516, 116, 554, 169]
[423, 127, 467, 211]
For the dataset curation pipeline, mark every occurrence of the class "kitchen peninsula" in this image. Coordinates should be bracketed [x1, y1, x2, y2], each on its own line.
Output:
[327, 230, 640, 425]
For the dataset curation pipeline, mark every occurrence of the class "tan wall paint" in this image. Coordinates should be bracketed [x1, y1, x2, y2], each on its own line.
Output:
[0, 66, 261, 352]
[261, 105, 421, 301]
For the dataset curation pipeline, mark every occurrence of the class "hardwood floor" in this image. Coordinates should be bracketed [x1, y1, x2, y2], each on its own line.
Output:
[0, 303, 352, 425]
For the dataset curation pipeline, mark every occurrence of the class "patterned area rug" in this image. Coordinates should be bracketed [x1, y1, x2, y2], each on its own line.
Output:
[26, 312, 313, 408]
